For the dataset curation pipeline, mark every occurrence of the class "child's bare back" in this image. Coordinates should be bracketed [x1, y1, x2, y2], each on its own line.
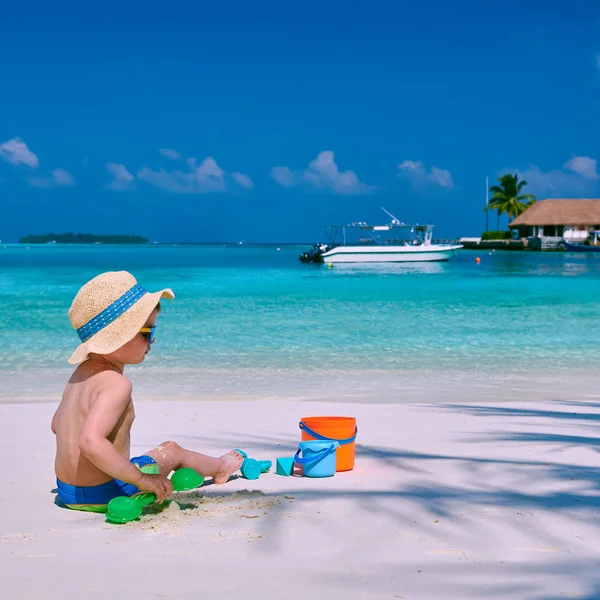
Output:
[53, 271, 243, 512]
[53, 361, 134, 487]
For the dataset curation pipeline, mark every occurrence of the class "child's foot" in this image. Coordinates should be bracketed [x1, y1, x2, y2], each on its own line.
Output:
[213, 450, 244, 484]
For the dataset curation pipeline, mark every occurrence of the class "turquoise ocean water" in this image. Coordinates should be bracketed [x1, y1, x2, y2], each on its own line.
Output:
[2, 244, 600, 403]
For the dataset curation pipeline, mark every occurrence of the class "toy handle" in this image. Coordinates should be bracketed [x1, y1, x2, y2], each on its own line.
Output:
[132, 492, 158, 507]
[299, 421, 358, 445]
[293, 444, 337, 465]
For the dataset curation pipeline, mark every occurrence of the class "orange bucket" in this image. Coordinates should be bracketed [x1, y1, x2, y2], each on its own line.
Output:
[299, 416, 357, 472]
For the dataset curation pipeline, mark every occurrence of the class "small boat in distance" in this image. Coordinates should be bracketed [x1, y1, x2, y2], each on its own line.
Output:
[299, 208, 462, 264]
[563, 229, 600, 252]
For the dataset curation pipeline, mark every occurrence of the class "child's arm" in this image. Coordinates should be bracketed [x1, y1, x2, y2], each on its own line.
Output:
[77, 375, 172, 500]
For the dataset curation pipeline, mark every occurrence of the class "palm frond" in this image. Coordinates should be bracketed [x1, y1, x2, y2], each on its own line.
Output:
[517, 193, 536, 202]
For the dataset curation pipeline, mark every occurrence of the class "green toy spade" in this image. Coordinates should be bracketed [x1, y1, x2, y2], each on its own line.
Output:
[106, 468, 205, 524]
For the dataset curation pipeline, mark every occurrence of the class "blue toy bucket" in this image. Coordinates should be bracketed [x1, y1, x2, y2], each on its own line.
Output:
[293, 440, 339, 478]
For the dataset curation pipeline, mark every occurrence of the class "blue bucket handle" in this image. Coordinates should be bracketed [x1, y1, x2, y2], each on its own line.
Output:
[299, 421, 358, 445]
[293, 443, 337, 465]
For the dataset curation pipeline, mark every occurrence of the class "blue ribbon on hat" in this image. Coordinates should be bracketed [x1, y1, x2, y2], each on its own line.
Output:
[77, 284, 148, 342]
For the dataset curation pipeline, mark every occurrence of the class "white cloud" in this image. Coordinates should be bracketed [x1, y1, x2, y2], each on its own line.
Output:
[29, 168, 77, 188]
[509, 155, 600, 196]
[0, 136, 77, 189]
[517, 169, 587, 196]
[270, 166, 295, 187]
[563, 155, 598, 180]
[159, 148, 182, 161]
[51, 168, 76, 186]
[231, 172, 253, 189]
[137, 156, 228, 193]
[428, 166, 454, 188]
[107, 163, 135, 191]
[0, 137, 39, 168]
[515, 166, 574, 195]
[397, 160, 454, 189]
[270, 151, 374, 195]
[397, 160, 422, 174]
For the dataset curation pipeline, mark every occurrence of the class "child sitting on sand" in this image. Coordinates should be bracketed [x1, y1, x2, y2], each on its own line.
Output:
[52, 270, 243, 512]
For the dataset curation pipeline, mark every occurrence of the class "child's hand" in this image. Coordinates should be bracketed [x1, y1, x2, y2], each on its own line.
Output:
[138, 473, 173, 501]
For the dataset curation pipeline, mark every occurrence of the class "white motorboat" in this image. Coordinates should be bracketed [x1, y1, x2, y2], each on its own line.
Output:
[299, 208, 462, 264]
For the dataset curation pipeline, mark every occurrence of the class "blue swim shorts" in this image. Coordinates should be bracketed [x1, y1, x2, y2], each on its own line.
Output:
[56, 455, 159, 513]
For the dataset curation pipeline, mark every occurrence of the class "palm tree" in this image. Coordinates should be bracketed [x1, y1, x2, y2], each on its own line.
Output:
[485, 173, 536, 226]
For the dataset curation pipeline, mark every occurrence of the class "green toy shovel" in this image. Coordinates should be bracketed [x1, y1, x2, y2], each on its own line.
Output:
[106, 468, 204, 524]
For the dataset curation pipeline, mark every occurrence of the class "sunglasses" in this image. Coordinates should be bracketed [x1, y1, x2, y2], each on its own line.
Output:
[139, 325, 156, 344]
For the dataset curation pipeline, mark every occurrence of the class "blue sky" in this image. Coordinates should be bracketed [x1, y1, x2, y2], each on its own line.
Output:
[1, 0, 598, 242]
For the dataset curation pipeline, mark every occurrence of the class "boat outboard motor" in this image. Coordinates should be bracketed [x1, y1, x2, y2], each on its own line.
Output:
[299, 243, 327, 263]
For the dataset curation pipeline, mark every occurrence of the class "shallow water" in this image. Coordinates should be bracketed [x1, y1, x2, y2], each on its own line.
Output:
[2, 244, 600, 403]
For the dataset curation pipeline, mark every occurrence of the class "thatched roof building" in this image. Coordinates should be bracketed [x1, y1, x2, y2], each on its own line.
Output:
[509, 199, 600, 237]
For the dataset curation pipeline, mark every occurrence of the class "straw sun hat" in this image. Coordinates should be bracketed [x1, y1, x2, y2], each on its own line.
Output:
[67, 271, 174, 365]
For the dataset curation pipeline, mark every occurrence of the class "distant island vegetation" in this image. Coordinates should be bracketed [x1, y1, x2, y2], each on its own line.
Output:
[19, 233, 149, 244]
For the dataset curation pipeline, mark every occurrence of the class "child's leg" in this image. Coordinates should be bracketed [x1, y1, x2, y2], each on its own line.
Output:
[145, 442, 243, 484]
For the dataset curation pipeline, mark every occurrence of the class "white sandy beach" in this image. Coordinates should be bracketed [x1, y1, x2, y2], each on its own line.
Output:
[2, 398, 599, 600]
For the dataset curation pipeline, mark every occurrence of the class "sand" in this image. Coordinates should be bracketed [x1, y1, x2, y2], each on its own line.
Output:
[1, 398, 599, 599]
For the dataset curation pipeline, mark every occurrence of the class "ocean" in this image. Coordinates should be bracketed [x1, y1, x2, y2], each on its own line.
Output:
[2, 244, 600, 404]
